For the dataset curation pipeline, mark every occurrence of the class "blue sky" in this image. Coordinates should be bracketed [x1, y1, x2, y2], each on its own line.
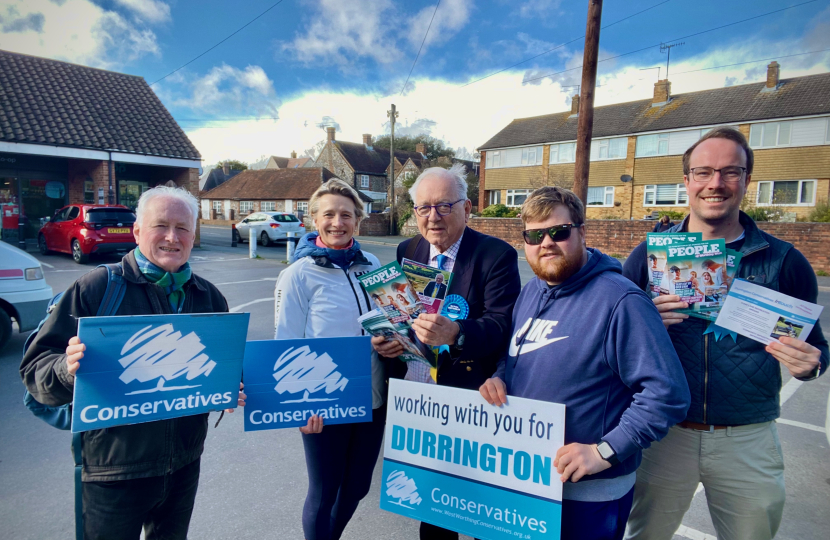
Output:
[1, 0, 829, 166]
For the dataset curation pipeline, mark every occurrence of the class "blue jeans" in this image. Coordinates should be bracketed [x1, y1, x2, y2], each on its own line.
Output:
[562, 487, 634, 540]
[301, 406, 386, 540]
[82, 458, 201, 540]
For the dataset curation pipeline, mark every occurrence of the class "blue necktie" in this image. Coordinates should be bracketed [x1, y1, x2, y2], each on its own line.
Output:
[436, 254, 448, 271]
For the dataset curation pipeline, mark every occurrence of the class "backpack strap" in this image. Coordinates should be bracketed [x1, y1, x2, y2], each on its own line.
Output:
[96, 263, 126, 317]
[404, 234, 423, 261]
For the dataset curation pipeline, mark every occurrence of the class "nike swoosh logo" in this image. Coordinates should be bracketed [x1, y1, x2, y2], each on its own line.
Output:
[509, 336, 569, 356]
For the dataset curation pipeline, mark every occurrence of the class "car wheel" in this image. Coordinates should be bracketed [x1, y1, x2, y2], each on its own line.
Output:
[38, 234, 51, 255]
[260, 231, 271, 247]
[233, 229, 241, 244]
[0, 308, 11, 352]
[72, 239, 89, 264]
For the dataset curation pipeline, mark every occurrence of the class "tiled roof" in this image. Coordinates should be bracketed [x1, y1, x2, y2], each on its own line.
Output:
[202, 167, 337, 200]
[0, 49, 200, 159]
[199, 168, 243, 192]
[336, 141, 424, 174]
[267, 156, 312, 169]
[479, 72, 830, 150]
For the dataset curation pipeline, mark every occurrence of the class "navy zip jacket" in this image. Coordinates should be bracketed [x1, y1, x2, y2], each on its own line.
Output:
[495, 249, 690, 484]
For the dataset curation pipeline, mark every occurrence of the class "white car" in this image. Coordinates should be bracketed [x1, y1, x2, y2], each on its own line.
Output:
[233, 212, 305, 247]
[0, 241, 53, 351]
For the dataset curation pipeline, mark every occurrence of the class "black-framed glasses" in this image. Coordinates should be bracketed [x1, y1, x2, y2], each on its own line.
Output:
[522, 223, 583, 245]
[689, 166, 746, 183]
[413, 199, 466, 217]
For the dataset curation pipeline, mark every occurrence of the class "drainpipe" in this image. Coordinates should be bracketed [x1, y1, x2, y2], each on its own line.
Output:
[108, 152, 115, 205]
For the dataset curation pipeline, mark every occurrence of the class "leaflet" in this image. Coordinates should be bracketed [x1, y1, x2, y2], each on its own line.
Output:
[357, 309, 433, 367]
[401, 258, 453, 315]
[714, 279, 824, 345]
[689, 248, 744, 322]
[358, 261, 426, 329]
[646, 232, 702, 298]
[665, 239, 727, 315]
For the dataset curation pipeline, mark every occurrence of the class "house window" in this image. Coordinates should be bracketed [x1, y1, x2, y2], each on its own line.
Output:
[485, 151, 501, 168]
[485, 147, 542, 168]
[296, 201, 309, 213]
[590, 138, 627, 160]
[261, 201, 276, 212]
[360, 175, 370, 188]
[749, 122, 792, 148]
[587, 186, 614, 206]
[643, 184, 687, 206]
[489, 190, 501, 205]
[549, 142, 576, 163]
[212, 201, 223, 212]
[506, 189, 531, 207]
[84, 180, 94, 204]
[756, 180, 816, 206]
[636, 133, 670, 157]
[520, 147, 544, 165]
[239, 201, 254, 214]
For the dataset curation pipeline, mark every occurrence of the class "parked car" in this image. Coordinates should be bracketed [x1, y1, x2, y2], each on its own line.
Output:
[0, 241, 52, 351]
[38, 205, 137, 263]
[233, 212, 305, 246]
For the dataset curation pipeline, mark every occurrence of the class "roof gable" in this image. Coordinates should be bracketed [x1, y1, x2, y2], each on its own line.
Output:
[335, 140, 424, 174]
[202, 168, 335, 200]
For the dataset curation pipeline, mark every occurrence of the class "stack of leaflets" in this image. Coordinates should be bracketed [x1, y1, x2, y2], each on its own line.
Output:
[401, 258, 453, 314]
[357, 309, 430, 364]
[646, 233, 702, 298]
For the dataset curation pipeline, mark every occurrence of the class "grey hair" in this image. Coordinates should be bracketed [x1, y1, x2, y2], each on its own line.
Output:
[135, 185, 199, 229]
[409, 162, 468, 203]
[309, 178, 366, 221]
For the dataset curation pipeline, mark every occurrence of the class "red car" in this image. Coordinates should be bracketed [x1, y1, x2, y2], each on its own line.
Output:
[38, 204, 137, 263]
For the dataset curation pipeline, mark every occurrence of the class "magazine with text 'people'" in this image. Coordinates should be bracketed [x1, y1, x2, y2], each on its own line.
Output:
[401, 258, 453, 315]
[645, 232, 702, 298]
[689, 248, 744, 322]
[358, 261, 426, 329]
[665, 239, 728, 315]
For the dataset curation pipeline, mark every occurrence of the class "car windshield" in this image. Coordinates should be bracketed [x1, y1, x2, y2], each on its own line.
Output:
[85, 209, 136, 224]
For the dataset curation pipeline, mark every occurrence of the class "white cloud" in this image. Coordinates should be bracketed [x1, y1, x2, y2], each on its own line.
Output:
[516, 0, 561, 20]
[0, 0, 160, 68]
[113, 0, 171, 24]
[407, 0, 472, 51]
[167, 64, 282, 118]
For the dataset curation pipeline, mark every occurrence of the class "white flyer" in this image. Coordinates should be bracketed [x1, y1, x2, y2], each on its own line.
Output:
[714, 279, 824, 345]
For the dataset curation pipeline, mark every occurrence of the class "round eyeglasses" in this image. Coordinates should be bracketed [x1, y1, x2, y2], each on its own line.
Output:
[689, 166, 746, 183]
[413, 199, 466, 217]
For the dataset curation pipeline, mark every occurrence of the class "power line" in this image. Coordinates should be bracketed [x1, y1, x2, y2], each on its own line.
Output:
[460, 0, 674, 88]
[400, 1, 441, 96]
[670, 47, 830, 76]
[149, 0, 288, 86]
[520, 0, 823, 86]
[175, 117, 280, 121]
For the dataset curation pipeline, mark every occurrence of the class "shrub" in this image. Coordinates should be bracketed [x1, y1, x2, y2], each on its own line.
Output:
[657, 210, 686, 221]
[480, 204, 519, 218]
[807, 202, 830, 223]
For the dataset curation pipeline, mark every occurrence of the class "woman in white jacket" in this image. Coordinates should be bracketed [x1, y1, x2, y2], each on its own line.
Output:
[274, 178, 385, 540]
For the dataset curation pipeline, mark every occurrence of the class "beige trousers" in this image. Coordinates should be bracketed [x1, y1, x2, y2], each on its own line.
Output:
[624, 422, 785, 540]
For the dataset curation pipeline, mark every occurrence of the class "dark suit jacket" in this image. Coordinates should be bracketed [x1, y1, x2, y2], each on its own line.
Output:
[422, 281, 447, 299]
[391, 227, 521, 390]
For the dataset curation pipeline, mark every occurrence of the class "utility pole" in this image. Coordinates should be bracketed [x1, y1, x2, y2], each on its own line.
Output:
[573, 0, 603, 207]
[388, 104, 398, 235]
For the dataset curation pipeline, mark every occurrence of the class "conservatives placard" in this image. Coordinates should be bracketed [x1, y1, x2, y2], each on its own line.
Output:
[243, 336, 373, 431]
[72, 313, 249, 433]
[381, 379, 565, 540]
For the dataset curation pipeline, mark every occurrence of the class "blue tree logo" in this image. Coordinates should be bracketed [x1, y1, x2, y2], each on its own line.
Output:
[118, 324, 216, 395]
[385, 470, 422, 508]
[273, 346, 349, 403]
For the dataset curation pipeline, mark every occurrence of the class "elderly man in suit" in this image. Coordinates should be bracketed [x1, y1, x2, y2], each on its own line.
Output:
[372, 163, 521, 540]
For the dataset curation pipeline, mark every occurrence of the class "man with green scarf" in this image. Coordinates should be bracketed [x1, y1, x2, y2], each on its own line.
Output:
[21, 186, 244, 540]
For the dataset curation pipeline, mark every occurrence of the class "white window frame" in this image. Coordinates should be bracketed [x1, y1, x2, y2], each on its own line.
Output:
[488, 190, 501, 205]
[360, 174, 370, 188]
[506, 189, 532, 207]
[261, 201, 276, 212]
[643, 184, 688, 207]
[635, 133, 671, 157]
[590, 138, 627, 161]
[755, 180, 816, 206]
[749, 121, 793, 148]
[549, 142, 576, 164]
[296, 201, 309, 213]
[239, 201, 254, 214]
[485, 147, 542, 169]
[587, 186, 615, 207]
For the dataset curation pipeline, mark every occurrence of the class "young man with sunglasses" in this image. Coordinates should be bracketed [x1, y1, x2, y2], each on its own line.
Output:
[622, 127, 828, 540]
[479, 186, 690, 540]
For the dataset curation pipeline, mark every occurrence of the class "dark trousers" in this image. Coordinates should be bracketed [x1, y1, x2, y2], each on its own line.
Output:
[301, 405, 386, 540]
[419, 521, 480, 540]
[82, 458, 201, 540]
[561, 487, 634, 540]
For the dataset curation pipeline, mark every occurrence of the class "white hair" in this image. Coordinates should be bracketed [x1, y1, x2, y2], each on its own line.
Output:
[135, 185, 199, 229]
[409, 162, 468, 204]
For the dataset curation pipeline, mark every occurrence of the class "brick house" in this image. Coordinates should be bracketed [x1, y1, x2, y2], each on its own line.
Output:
[312, 128, 427, 210]
[477, 62, 830, 221]
[0, 50, 202, 248]
[200, 167, 374, 221]
[199, 162, 243, 192]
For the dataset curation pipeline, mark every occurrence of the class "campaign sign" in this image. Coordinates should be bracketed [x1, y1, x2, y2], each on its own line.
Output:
[72, 313, 249, 433]
[243, 336, 373, 431]
[381, 379, 565, 540]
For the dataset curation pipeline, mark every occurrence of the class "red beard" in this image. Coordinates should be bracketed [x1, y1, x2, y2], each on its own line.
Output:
[528, 246, 584, 284]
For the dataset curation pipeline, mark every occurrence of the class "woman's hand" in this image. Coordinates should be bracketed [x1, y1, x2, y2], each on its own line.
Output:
[372, 335, 404, 358]
[65, 336, 85, 379]
[225, 382, 246, 413]
[299, 415, 324, 434]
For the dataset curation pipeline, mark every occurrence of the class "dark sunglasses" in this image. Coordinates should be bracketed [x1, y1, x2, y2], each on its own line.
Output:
[522, 223, 583, 245]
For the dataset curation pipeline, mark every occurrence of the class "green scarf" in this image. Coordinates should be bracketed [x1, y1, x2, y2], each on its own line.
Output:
[134, 247, 192, 313]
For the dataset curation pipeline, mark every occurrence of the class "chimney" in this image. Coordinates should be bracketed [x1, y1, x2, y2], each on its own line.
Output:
[416, 143, 426, 154]
[766, 61, 780, 88]
[363, 134, 372, 146]
[653, 79, 671, 105]
[570, 94, 580, 115]
[326, 127, 336, 141]
[222, 161, 230, 175]
[290, 151, 297, 159]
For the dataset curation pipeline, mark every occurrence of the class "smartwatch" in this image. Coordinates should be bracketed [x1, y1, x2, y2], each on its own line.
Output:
[596, 441, 619, 466]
